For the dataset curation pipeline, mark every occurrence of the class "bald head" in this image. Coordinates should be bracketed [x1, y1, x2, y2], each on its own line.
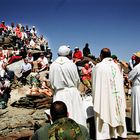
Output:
[100, 48, 111, 60]
[50, 101, 68, 122]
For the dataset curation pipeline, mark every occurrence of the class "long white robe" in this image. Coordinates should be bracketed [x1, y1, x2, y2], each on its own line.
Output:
[128, 63, 140, 133]
[49, 56, 87, 127]
[92, 58, 127, 139]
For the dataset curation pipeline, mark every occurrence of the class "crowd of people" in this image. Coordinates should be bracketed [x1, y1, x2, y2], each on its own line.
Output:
[0, 20, 53, 108]
[1, 20, 140, 139]
[32, 44, 140, 139]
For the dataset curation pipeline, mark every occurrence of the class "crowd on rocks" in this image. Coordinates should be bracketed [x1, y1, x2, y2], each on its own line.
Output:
[1, 20, 140, 140]
[0, 20, 53, 109]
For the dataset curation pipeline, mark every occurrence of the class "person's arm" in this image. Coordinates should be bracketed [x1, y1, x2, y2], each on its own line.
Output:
[38, 64, 48, 72]
[128, 66, 138, 81]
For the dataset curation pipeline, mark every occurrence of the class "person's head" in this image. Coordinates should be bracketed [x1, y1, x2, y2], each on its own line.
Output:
[21, 26, 25, 32]
[24, 58, 28, 64]
[58, 45, 71, 57]
[40, 35, 43, 39]
[3, 46, 7, 50]
[100, 48, 111, 60]
[74, 47, 79, 52]
[111, 54, 118, 63]
[40, 52, 45, 58]
[1, 21, 5, 25]
[67, 50, 73, 60]
[50, 101, 68, 122]
[26, 25, 29, 30]
[16, 24, 20, 28]
[32, 26, 35, 31]
[134, 51, 140, 64]
[11, 22, 14, 28]
[84, 63, 89, 69]
[85, 43, 89, 48]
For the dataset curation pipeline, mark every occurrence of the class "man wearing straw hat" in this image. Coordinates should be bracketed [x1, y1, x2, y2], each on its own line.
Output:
[128, 51, 140, 133]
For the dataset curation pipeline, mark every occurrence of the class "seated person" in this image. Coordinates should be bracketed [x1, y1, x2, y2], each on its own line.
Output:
[38, 78, 52, 97]
[81, 63, 92, 89]
[31, 101, 89, 140]
[37, 53, 48, 72]
[26, 50, 34, 68]
[73, 47, 83, 62]
[19, 58, 32, 84]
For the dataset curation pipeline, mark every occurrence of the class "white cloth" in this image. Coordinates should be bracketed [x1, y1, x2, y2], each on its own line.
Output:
[30, 39, 35, 47]
[92, 58, 127, 139]
[82, 94, 94, 119]
[49, 56, 87, 127]
[128, 63, 140, 133]
[21, 62, 32, 72]
[37, 57, 48, 68]
[0, 61, 5, 77]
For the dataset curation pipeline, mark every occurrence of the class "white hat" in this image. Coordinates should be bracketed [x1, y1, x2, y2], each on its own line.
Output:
[75, 46, 79, 50]
[32, 26, 35, 28]
[58, 45, 70, 56]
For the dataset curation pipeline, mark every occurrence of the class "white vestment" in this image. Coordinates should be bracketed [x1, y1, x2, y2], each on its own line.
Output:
[49, 56, 87, 127]
[128, 63, 140, 133]
[92, 58, 127, 139]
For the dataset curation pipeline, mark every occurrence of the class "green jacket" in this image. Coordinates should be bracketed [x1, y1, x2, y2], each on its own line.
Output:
[31, 117, 90, 140]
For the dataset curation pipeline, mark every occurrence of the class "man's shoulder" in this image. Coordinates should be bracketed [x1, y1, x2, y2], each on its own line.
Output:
[32, 123, 51, 140]
[48, 118, 85, 139]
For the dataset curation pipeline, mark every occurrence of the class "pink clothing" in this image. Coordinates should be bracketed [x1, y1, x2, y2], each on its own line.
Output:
[81, 67, 92, 81]
[15, 27, 22, 39]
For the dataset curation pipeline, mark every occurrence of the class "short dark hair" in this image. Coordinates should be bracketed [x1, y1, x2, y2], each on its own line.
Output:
[100, 48, 111, 60]
[50, 101, 68, 122]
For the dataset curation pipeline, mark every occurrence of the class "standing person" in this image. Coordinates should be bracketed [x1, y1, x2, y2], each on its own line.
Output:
[83, 43, 91, 57]
[31, 101, 90, 140]
[49, 45, 87, 127]
[92, 48, 127, 139]
[30, 26, 37, 39]
[128, 51, 140, 133]
[46, 48, 52, 64]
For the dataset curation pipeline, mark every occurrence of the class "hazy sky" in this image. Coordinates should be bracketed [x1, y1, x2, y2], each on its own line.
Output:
[1, 0, 140, 61]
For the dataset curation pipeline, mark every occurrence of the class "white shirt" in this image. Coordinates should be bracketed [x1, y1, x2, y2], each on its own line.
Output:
[37, 57, 48, 68]
[21, 62, 32, 72]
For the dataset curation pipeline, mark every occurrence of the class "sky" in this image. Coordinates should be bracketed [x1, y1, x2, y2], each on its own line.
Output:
[0, 0, 140, 61]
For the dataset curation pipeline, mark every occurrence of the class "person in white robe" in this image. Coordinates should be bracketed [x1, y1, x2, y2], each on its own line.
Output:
[128, 51, 140, 133]
[92, 48, 127, 139]
[49, 45, 87, 127]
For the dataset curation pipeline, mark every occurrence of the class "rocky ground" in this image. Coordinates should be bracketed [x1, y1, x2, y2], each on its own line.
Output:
[0, 85, 51, 140]
[0, 86, 140, 140]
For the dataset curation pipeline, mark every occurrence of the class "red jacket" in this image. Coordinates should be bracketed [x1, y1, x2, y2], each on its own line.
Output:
[0, 23, 8, 31]
[73, 50, 83, 59]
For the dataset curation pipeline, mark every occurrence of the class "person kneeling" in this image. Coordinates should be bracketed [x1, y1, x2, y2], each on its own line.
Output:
[31, 101, 90, 140]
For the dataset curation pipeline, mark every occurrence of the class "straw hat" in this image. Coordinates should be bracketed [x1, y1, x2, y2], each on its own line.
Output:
[134, 51, 140, 58]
